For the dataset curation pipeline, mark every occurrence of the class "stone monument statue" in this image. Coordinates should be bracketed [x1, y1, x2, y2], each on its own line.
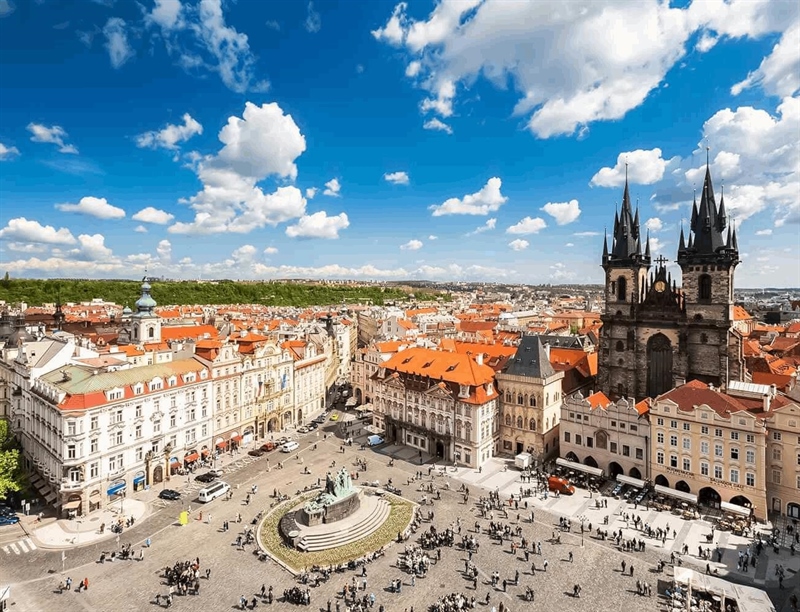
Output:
[299, 466, 361, 526]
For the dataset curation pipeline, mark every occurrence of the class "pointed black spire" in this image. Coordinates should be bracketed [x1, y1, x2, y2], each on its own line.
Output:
[678, 224, 686, 252]
[732, 223, 739, 251]
[602, 228, 609, 261]
[633, 204, 640, 240]
[690, 190, 698, 232]
[644, 230, 651, 259]
[717, 182, 727, 232]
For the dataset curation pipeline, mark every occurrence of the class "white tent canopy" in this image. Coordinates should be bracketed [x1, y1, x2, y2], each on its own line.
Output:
[556, 457, 603, 478]
[654, 484, 698, 504]
[673, 567, 775, 612]
[720, 501, 751, 516]
[616, 474, 646, 488]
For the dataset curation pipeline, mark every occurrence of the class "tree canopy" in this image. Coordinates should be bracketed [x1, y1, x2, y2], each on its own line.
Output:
[0, 420, 22, 500]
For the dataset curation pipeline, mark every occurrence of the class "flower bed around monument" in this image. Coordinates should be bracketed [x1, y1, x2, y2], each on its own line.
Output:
[259, 493, 414, 571]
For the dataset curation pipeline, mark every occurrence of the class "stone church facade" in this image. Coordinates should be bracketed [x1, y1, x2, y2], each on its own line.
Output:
[598, 164, 746, 400]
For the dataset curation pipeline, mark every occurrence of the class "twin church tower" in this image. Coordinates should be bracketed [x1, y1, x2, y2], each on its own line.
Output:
[598, 162, 744, 400]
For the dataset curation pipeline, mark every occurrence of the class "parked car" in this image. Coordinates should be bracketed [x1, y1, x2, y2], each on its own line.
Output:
[277, 436, 291, 445]
[547, 476, 575, 496]
[158, 489, 181, 501]
[259, 442, 275, 452]
[297, 426, 309, 434]
[307, 422, 318, 431]
[0, 514, 20, 526]
[248, 448, 265, 457]
[281, 441, 299, 453]
[329, 413, 339, 421]
[195, 472, 217, 483]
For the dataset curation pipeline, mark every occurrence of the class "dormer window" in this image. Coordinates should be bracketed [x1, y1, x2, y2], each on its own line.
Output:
[149, 379, 163, 392]
[133, 383, 144, 395]
[106, 388, 124, 401]
[200, 370, 208, 379]
[458, 384, 470, 399]
[184, 373, 196, 383]
[486, 383, 493, 395]
[168, 376, 177, 387]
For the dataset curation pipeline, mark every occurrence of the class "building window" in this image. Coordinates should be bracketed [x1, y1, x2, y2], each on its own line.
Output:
[746, 449, 755, 464]
[730, 469, 739, 484]
[700, 441, 709, 455]
[615, 340, 624, 352]
[700, 462, 709, 476]
[746, 473, 755, 487]
[682, 437, 691, 450]
[67, 445, 76, 459]
[746, 434, 755, 443]
[683, 423, 690, 431]
[136, 447, 143, 462]
[563, 432, 570, 443]
[629, 425, 637, 432]
[170, 415, 176, 428]
[90, 462, 99, 478]
[657, 418, 664, 426]
[670, 455, 678, 468]
[698, 274, 712, 301]
[773, 431, 782, 441]
[670, 420, 677, 429]
[701, 426, 709, 435]
[91, 416, 99, 430]
[670, 435, 678, 447]
[772, 470, 782, 484]
[610, 420, 617, 428]
[714, 444, 723, 457]
[586, 437, 593, 448]
[610, 442, 617, 454]
[730, 431, 739, 440]
[135, 425, 142, 439]
[505, 414, 512, 426]
[715, 428, 723, 438]
[657, 451, 664, 465]
[154, 420, 161, 433]
[730, 447, 739, 460]
[575, 435, 582, 446]
[657, 432, 664, 444]
[135, 405, 142, 418]
[635, 448, 643, 460]
[529, 419, 536, 431]
[113, 410, 123, 424]
[90, 438, 98, 453]
[622, 445, 630, 457]
[683, 458, 691, 472]
[617, 276, 627, 301]
[773, 447, 782, 461]
[714, 465, 723, 479]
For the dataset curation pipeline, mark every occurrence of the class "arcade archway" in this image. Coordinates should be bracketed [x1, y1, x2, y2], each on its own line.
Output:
[654, 474, 669, 487]
[608, 462, 623, 478]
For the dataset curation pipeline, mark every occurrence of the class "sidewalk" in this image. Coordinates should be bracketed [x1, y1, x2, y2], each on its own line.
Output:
[28, 498, 150, 549]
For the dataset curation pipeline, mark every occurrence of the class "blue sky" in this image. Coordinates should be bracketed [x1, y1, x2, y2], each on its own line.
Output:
[0, 0, 798, 287]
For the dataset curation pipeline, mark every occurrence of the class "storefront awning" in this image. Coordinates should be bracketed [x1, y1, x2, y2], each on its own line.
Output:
[107, 482, 127, 496]
[62, 499, 81, 510]
[201, 449, 210, 456]
[133, 474, 145, 485]
[89, 490, 101, 499]
[720, 501, 751, 516]
[230, 435, 242, 443]
[616, 475, 646, 488]
[556, 457, 604, 478]
[184, 453, 199, 463]
[216, 440, 227, 449]
[654, 484, 697, 504]
[44, 491, 57, 504]
[169, 456, 179, 463]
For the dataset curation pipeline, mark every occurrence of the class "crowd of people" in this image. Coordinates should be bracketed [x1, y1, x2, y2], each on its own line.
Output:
[429, 592, 476, 611]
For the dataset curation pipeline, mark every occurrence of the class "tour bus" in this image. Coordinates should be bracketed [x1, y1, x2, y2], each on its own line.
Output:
[198, 480, 231, 503]
[281, 440, 299, 453]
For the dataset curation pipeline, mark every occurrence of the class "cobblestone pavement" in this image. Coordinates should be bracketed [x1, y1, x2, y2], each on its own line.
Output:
[2, 428, 795, 611]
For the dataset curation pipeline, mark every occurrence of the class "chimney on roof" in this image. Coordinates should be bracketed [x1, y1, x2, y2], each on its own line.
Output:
[475, 353, 484, 366]
[543, 342, 551, 359]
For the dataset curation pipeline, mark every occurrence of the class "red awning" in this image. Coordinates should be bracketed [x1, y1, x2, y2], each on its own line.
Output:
[184, 453, 199, 463]
[230, 435, 242, 443]
[201, 449, 210, 456]
[216, 440, 227, 449]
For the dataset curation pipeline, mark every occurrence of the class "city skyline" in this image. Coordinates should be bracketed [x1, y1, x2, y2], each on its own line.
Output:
[0, 0, 798, 287]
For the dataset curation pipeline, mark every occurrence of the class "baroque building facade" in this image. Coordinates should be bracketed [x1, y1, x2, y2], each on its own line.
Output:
[598, 164, 745, 400]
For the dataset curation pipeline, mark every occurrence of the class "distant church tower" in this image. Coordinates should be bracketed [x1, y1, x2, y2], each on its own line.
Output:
[129, 276, 161, 343]
[598, 160, 743, 400]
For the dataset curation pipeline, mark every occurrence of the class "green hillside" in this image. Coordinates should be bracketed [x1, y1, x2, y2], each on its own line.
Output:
[0, 277, 444, 308]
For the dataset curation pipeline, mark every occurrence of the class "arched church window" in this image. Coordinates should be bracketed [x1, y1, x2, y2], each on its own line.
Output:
[148, 327, 154, 339]
[617, 276, 627, 302]
[516, 394, 522, 405]
[699, 275, 712, 301]
[516, 416, 523, 429]
[505, 392, 512, 403]
[615, 340, 624, 352]
[529, 419, 536, 431]
[529, 395, 535, 407]
[505, 414, 512, 426]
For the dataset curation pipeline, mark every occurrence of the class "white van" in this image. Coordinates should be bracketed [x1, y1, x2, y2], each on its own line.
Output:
[198, 480, 230, 503]
[281, 441, 299, 453]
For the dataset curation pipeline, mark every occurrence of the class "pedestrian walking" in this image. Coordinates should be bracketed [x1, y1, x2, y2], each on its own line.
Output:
[568, 551, 573, 562]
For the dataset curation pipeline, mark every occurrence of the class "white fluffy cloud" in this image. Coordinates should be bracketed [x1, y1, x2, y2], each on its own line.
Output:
[541, 200, 581, 225]
[231, 244, 257, 262]
[423, 118, 452, 134]
[157, 239, 172, 262]
[384, 171, 410, 185]
[305, 2, 322, 33]
[136, 113, 203, 150]
[400, 239, 423, 250]
[755, 229, 773, 236]
[132, 207, 175, 225]
[169, 102, 308, 235]
[285, 211, 349, 239]
[263, 246, 279, 255]
[65, 234, 115, 262]
[428, 235, 438, 240]
[27, 123, 78, 154]
[466, 218, 496, 236]
[591, 148, 670, 187]
[135, 225, 148, 233]
[508, 239, 529, 251]
[0, 218, 76, 245]
[144, 0, 267, 93]
[323, 178, 341, 197]
[645, 217, 664, 233]
[56, 196, 126, 219]
[374, 0, 798, 139]
[305, 187, 318, 199]
[429, 177, 507, 216]
[506, 216, 547, 235]
[0, 142, 20, 160]
[732, 20, 800, 98]
[103, 18, 134, 69]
